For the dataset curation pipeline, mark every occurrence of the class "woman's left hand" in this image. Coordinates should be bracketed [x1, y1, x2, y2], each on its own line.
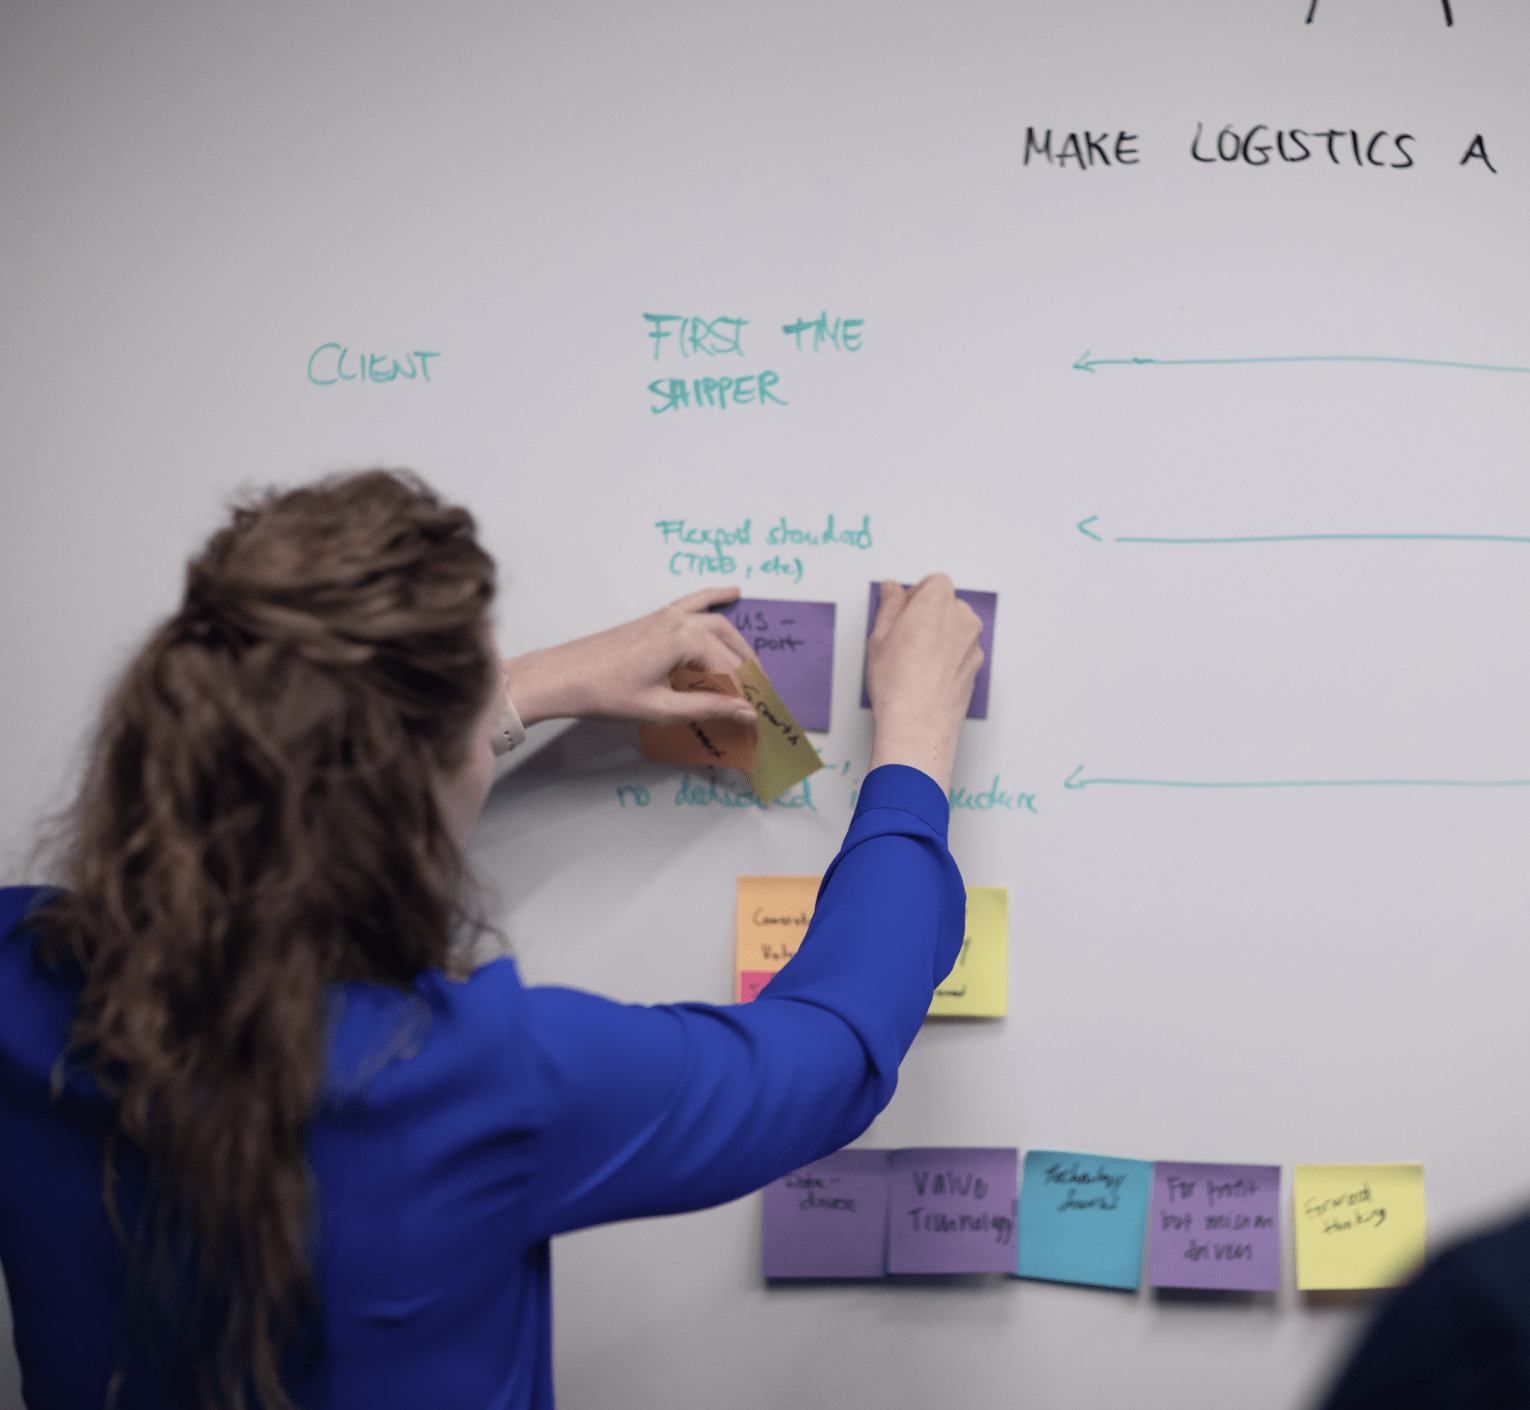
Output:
[501, 587, 761, 727]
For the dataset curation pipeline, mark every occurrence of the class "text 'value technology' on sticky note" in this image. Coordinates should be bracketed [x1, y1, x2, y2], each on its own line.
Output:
[1293, 1164, 1426, 1291]
[886, 1148, 1019, 1274]
[1017, 1151, 1154, 1290]
[718, 597, 835, 732]
[734, 880, 1008, 1015]
[637, 659, 822, 805]
[1148, 1162, 1281, 1291]
[860, 583, 997, 720]
[761, 1149, 891, 1278]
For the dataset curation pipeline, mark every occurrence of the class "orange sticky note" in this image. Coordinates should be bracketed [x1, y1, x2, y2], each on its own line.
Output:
[638, 661, 822, 805]
[734, 876, 819, 1001]
[637, 668, 757, 773]
[735, 878, 1007, 1016]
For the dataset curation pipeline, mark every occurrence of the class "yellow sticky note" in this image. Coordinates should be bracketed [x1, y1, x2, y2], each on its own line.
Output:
[927, 886, 1007, 1017]
[735, 879, 1005, 1016]
[736, 660, 823, 804]
[735, 875, 819, 1002]
[637, 661, 820, 805]
[1293, 1164, 1426, 1290]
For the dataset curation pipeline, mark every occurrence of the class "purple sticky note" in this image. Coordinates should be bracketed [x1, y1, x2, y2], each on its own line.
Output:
[719, 598, 836, 732]
[886, 1148, 1018, 1274]
[860, 585, 996, 719]
[1148, 1162, 1281, 1291]
[762, 1149, 890, 1278]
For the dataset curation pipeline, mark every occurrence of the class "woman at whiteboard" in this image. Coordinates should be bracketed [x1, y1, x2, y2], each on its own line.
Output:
[0, 470, 981, 1410]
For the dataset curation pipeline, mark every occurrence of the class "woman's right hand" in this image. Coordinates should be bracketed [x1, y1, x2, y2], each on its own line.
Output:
[865, 576, 984, 792]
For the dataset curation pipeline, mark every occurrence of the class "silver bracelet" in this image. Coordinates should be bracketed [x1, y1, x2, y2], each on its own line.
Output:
[491, 683, 528, 756]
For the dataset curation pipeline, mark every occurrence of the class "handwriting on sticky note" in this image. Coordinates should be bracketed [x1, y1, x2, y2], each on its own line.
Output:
[1017, 1151, 1154, 1289]
[735, 881, 1002, 1014]
[736, 659, 822, 803]
[928, 886, 1007, 1017]
[734, 876, 818, 1001]
[721, 598, 836, 730]
[886, 1148, 1019, 1274]
[1148, 1162, 1281, 1291]
[638, 661, 821, 805]
[636, 668, 756, 772]
[1293, 1164, 1426, 1290]
[761, 1149, 892, 1278]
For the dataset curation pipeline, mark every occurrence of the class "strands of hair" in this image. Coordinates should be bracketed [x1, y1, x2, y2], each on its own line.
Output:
[35, 470, 497, 1409]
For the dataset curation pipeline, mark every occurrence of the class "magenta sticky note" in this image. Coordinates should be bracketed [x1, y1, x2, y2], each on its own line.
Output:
[762, 1149, 890, 1278]
[1148, 1162, 1281, 1291]
[860, 585, 996, 719]
[885, 1148, 1017, 1273]
[718, 598, 835, 731]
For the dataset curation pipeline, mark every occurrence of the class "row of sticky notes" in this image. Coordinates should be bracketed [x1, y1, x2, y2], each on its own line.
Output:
[735, 877, 1008, 1017]
[763, 1149, 1427, 1291]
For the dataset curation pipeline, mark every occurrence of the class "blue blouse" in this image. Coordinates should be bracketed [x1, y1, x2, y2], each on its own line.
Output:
[0, 764, 965, 1409]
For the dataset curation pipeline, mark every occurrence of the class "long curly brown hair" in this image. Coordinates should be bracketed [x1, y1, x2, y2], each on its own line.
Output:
[37, 470, 497, 1408]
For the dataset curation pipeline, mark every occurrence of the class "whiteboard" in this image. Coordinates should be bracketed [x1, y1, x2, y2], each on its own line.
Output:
[3, 2, 1529, 1406]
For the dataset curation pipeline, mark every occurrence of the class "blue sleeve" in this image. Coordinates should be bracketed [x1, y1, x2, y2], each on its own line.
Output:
[520, 763, 967, 1239]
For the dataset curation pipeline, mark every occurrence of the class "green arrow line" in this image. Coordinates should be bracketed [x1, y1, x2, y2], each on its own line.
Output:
[1076, 517, 1530, 548]
[1065, 766, 1530, 791]
[1073, 350, 1530, 375]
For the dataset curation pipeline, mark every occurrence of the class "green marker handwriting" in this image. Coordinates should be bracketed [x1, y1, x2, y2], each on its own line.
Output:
[308, 344, 439, 385]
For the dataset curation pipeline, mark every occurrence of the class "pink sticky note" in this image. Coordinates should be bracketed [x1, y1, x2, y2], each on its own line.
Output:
[738, 971, 776, 1003]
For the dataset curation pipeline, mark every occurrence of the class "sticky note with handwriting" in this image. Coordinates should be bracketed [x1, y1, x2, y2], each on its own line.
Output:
[735, 882, 1006, 1013]
[927, 885, 1007, 1017]
[1148, 1162, 1280, 1291]
[860, 583, 997, 720]
[638, 660, 822, 804]
[1016, 1150, 1153, 1289]
[762, 1149, 891, 1278]
[637, 667, 756, 772]
[885, 1148, 1018, 1274]
[1293, 1164, 1426, 1290]
[721, 597, 835, 731]
[735, 876, 819, 1002]
[737, 659, 823, 803]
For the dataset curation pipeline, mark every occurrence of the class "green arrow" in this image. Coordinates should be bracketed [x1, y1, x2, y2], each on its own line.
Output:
[1081, 516, 1530, 547]
[1065, 766, 1530, 791]
[1073, 350, 1530, 375]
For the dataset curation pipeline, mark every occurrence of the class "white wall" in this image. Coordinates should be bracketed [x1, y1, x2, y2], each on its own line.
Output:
[3, 1, 1529, 1405]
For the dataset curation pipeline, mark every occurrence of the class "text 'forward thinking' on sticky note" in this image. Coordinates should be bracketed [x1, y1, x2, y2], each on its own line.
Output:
[735, 878, 1007, 1015]
[762, 1148, 1018, 1278]
[860, 583, 997, 720]
[1149, 1162, 1281, 1291]
[1293, 1164, 1426, 1290]
[1017, 1151, 1153, 1290]
[718, 597, 835, 731]
[637, 659, 822, 804]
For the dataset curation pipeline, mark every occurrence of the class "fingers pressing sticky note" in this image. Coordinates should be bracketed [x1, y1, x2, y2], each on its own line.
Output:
[735, 878, 1007, 1015]
[638, 660, 822, 804]
[1293, 1164, 1426, 1290]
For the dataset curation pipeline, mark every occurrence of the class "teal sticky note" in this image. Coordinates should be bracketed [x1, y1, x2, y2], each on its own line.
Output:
[1016, 1150, 1154, 1289]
